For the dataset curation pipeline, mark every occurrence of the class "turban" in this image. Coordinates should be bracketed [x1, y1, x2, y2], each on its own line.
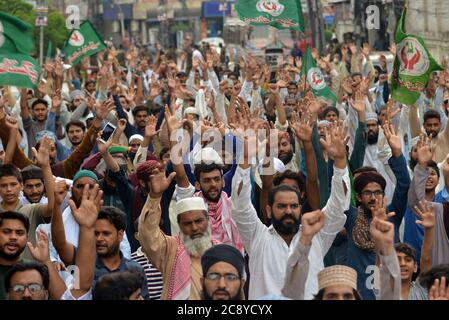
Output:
[174, 197, 207, 216]
[73, 170, 99, 184]
[70, 90, 85, 102]
[21, 165, 43, 182]
[353, 171, 386, 195]
[318, 265, 357, 291]
[184, 107, 200, 116]
[136, 160, 160, 181]
[201, 244, 245, 277]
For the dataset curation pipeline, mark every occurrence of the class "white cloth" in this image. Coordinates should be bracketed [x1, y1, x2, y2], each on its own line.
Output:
[231, 165, 350, 299]
[60, 288, 92, 300]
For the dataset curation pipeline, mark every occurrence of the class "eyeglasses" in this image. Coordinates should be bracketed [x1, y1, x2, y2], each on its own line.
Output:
[361, 190, 384, 197]
[205, 273, 240, 282]
[10, 283, 44, 295]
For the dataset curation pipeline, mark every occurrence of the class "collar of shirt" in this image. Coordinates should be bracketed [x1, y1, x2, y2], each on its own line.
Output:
[0, 200, 24, 212]
[96, 251, 127, 273]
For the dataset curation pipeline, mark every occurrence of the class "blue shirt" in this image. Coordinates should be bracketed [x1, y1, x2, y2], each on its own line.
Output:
[345, 154, 410, 300]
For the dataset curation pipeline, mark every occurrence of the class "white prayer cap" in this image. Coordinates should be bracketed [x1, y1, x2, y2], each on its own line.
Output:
[318, 265, 357, 291]
[318, 120, 330, 127]
[129, 134, 144, 143]
[365, 112, 378, 123]
[175, 197, 208, 216]
[85, 112, 95, 121]
[258, 157, 286, 175]
[184, 107, 200, 116]
[194, 147, 224, 166]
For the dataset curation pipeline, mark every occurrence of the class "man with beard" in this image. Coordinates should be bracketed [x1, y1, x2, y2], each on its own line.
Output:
[20, 165, 46, 205]
[92, 207, 149, 299]
[48, 170, 131, 265]
[114, 93, 150, 141]
[344, 121, 410, 300]
[20, 95, 49, 158]
[137, 169, 218, 299]
[420, 110, 449, 163]
[278, 131, 299, 172]
[363, 112, 396, 201]
[165, 107, 243, 251]
[231, 123, 351, 299]
[201, 244, 245, 300]
[0, 211, 30, 299]
[65, 121, 86, 149]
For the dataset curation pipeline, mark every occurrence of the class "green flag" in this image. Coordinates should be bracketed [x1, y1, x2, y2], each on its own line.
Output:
[0, 11, 34, 55]
[63, 21, 106, 65]
[301, 46, 337, 106]
[391, 8, 443, 106]
[236, 0, 305, 32]
[46, 41, 52, 60]
[0, 53, 40, 88]
[0, 12, 39, 88]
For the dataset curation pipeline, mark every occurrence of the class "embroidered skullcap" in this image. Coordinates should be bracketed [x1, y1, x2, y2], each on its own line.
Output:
[73, 170, 99, 184]
[136, 160, 160, 181]
[318, 265, 358, 291]
[365, 112, 378, 123]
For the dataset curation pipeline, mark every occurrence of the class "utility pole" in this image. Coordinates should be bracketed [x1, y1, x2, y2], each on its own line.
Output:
[35, 2, 48, 67]
[307, 0, 317, 49]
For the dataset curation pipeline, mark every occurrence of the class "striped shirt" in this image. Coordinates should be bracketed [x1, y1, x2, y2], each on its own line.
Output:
[131, 247, 163, 300]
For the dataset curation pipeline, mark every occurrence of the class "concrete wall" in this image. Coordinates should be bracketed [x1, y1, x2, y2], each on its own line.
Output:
[406, 0, 449, 63]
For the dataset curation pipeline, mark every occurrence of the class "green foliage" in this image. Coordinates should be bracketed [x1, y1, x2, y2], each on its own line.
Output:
[0, 0, 68, 57]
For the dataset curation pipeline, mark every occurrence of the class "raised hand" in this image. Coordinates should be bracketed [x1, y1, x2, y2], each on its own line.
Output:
[27, 230, 50, 263]
[371, 197, 396, 221]
[416, 134, 435, 165]
[429, 277, 449, 300]
[414, 200, 436, 229]
[290, 111, 313, 143]
[69, 184, 103, 229]
[116, 118, 127, 133]
[383, 121, 402, 157]
[370, 217, 395, 255]
[145, 115, 160, 139]
[165, 105, 185, 133]
[350, 90, 365, 113]
[97, 132, 113, 155]
[95, 99, 115, 120]
[300, 210, 326, 245]
[319, 121, 349, 162]
[52, 90, 62, 110]
[54, 180, 69, 206]
[4, 116, 18, 131]
[149, 168, 177, 198]
[32, 136, 52, 168]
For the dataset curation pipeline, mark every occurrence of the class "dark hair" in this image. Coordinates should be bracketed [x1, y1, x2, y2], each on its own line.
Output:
[288, 80, 297, 87]
[352, 166, 377, 177]
[159, 147, 170, 160]
[322, 106, 340, 119]
[97, 207, 127, 231]
[132, 105, 149, 117]
[428, 160, 440, 178]
[4, 261, 49, 292]
[31, 99, 48, 110]
[423, 110, 441, 124]
[85, 80, 96, 87]
[194, 163, 223, 183]
[273, 170, 306, 193]
[0, 211, 30, 232]
[419, 264, 449, 290]
[313, 288, 362, 300]
[65, 120, 86, 133]
[394, 243, 417, 262]
[93, 271, 143, 300]
[268, 185, 302, 207]
[0, 164, 23, 183]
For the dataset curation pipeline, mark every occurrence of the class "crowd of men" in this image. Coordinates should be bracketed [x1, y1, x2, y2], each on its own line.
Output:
[0, 33, 449, 301]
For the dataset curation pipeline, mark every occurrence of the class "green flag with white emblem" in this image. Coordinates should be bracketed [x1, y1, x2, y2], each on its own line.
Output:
[301, 46, 337, 106]
[391, 8, 443, 106]
[63, 21, 106, 65]
[236, 0, 305, 32]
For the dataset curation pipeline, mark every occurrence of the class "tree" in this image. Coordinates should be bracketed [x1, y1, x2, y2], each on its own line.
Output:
[0, 0, 68, 57]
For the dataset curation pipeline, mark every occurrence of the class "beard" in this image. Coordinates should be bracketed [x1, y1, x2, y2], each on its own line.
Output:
[279, 150, 294, 165]
[182, 226, 212, 257]
[367, 132, 379, 145]
[96, 242, 120, 258]
[426, 130, 438, 138]
[202, 187, 222, 203]
[202, 285, 244, 300]
[0, 244, 26, 261]
[272, 214, 300, 236]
